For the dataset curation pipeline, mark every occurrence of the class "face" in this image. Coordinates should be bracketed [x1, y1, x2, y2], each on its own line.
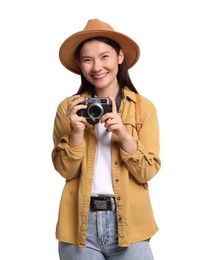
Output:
[77, 40, 124, 95]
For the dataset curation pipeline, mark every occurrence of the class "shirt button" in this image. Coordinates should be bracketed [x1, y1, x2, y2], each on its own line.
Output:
[59, 150, 66, 156]
[115, 178, 119, 182]
[149, 158, 153, 164]
[114, 161, 119, 165]
[119, 216, 122, 221]
[117, 196, 121, 201]
[131, 158, 140, 165]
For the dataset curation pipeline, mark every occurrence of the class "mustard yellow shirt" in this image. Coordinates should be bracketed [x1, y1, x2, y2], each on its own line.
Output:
[52, 87, 161, 247]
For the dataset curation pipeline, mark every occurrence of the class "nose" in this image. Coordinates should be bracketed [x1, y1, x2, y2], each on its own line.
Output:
[92, 59, 102, 72]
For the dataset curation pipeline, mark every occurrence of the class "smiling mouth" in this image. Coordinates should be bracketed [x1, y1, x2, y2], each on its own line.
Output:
[92, 73, 108, 79]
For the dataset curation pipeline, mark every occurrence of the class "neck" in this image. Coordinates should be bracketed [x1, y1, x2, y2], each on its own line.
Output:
[95, 85, 119, 100]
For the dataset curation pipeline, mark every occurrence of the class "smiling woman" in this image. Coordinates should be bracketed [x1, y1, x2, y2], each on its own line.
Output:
[77, 39, 124, 96]
[51, 18, 161, 260]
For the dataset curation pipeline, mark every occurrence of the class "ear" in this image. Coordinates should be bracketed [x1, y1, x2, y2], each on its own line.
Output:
[118, 49, 124, 64]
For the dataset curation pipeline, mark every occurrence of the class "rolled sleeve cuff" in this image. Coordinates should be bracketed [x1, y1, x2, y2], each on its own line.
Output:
[120, 142, 154, 166]
[56, 134, 86, 159]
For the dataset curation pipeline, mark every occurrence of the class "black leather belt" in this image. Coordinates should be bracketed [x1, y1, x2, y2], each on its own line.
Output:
[90, 196, 115, 211]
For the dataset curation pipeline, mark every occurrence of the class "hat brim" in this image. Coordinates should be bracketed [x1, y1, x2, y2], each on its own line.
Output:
[59, 30, 140, 74]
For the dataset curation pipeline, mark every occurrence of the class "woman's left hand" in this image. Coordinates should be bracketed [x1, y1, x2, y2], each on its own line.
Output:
[100, 96, 126, 138]
[100, 96, 137, 153]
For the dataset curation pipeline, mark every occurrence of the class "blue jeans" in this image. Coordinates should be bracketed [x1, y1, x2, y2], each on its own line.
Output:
[59, 202, 154, 260]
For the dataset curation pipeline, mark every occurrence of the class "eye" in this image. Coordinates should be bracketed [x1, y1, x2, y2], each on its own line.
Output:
[102, 54, 109, 59]
[81, 57, 93, 63]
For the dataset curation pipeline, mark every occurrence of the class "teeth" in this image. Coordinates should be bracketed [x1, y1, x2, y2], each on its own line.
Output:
[93, 73, 107, 79]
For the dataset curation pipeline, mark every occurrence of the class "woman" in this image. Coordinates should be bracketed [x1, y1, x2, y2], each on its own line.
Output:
[52, 18, 161, 260]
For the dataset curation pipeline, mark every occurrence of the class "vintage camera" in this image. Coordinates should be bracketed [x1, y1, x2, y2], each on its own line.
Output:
[77, 97, 112, 125]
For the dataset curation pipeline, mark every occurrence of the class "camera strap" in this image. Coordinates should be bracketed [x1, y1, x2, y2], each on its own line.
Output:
[135, 93, 148, 190]
[135, 93, 142, 133]
[116, 87, 123, 112]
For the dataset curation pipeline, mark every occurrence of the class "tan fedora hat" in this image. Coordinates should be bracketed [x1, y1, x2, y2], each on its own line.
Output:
[59, 18, 140, 74]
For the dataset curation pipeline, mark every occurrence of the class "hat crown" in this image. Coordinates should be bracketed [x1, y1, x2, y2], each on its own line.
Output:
[84, 19, 114, 31]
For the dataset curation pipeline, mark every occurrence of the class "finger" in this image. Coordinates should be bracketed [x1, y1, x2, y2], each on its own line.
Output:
[67, 96, 84, 115]
[68, 95, 81, 105]
[66, 95, 80, 113]
[109, 96, 117, 113]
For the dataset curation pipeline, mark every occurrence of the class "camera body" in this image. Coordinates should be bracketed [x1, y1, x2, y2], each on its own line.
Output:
[77, 97, 112, 125]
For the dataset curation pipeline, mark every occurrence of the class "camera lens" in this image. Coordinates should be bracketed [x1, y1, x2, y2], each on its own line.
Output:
[87, 103, 104, 119]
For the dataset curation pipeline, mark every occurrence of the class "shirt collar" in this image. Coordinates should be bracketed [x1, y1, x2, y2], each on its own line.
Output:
[123, 87, 137, 102]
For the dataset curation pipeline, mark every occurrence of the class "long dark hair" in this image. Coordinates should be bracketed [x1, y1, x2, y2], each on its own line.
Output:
[75, 37, 138, 95]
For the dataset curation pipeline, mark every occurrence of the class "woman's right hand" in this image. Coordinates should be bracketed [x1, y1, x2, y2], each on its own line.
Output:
[66, 95, 87, 147]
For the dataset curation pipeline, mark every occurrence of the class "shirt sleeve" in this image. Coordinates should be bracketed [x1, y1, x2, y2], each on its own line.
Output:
[120, 97, 161, 183]
[51, 98, 86, 180]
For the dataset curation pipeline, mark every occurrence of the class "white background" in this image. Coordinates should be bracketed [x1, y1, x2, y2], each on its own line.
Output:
[0, 0, 208, 259]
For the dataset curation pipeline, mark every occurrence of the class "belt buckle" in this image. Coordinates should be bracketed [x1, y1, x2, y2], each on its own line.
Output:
[91, 197, 112, 210]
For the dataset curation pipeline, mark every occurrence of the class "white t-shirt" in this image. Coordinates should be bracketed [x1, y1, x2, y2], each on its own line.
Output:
[91, 123, 114, 196]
